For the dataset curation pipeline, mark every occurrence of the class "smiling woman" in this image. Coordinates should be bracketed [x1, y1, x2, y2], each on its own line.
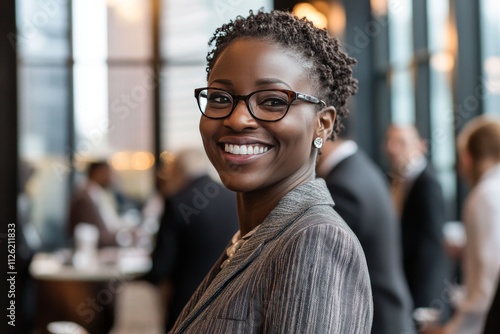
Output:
[200, 39, 331, 204]
[168, 10, 373, 334]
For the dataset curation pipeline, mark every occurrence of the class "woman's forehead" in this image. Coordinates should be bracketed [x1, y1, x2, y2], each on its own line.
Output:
[209, 39, 316, 91]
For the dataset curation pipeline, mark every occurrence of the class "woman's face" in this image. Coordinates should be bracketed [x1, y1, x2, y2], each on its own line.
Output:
[200, 39, 326, 194]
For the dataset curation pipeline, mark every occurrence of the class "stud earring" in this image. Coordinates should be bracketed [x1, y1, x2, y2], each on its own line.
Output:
[313, 137, 323, 149]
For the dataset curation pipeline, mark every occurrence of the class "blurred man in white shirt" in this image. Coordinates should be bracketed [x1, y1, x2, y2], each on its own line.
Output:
[426, 116, 500, 334]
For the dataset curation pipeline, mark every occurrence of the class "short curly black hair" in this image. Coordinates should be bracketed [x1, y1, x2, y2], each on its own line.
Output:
[206, 10, 358, 139]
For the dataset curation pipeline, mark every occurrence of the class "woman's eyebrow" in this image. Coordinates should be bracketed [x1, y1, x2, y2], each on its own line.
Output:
[209, 78, 292, 89]
[255, 78, 291, 89]
[209, 78, 233, 87]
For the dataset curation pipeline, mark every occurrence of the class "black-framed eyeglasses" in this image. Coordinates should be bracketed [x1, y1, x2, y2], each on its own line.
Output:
[194, 87, 327, 122]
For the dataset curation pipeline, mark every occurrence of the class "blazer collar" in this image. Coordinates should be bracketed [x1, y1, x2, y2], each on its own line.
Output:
[173, 178, 334, 333]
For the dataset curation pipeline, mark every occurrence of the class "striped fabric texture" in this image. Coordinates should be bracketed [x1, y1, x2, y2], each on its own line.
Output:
[169, 179, 373, 334]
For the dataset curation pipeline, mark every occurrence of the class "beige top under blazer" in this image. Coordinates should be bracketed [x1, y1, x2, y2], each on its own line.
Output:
[169, 178, 373, 333]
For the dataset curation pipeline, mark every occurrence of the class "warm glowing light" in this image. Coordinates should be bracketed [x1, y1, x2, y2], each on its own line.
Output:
[328, 2, 346, 36]
[430, 52, 455, 72]
[446, 18, 458, 58]
[108, 0, 143, 22]
[111, 151, 155, 170]
[293, 3, 328, 29]
[371, 0, 388, 15]
[111, 152, 131, 170]
[131, 152, 155, 171]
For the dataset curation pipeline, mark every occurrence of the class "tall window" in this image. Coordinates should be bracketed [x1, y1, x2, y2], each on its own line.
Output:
[101, 0, 155, 200]
[388, 0, 415, 124]
[427, 0, 456, 216]
[17, 0, 71, 249]
[481, 0, 500, 115]
[160, 0, 272, 151]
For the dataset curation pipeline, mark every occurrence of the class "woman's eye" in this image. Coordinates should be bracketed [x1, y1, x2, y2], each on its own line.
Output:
[259, 97, 288, 107]
[208, 93, 231, 104]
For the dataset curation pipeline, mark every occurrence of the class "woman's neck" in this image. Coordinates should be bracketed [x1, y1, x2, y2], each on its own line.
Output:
[236, 173, 315, 236]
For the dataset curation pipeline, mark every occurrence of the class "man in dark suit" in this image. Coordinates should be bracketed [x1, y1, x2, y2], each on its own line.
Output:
[385, 125, 450, 313]
[67, 161, 120, 247]
[143, 148, 238, 332]
[317, 138, 416, 334]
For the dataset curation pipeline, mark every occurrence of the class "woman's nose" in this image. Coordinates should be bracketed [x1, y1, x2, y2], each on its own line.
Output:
[223, 100, 258, 131]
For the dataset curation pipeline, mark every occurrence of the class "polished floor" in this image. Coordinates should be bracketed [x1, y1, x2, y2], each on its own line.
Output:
[111, 281, 164, 334]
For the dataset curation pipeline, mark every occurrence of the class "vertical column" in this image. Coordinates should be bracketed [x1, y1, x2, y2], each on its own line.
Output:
[453, 0, 483, 217]
[371, 8, 391, 166]
[152, 0, 161, 166]
[412, 0, 431, 141]
[454, 0, 483, 126]
[0, 2, 18, 333]
[67, 1, 75, 188]
[343, 0, 376, 158]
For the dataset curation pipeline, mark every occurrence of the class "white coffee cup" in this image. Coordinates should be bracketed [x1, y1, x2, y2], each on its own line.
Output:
[47, 321, 88, 334]
[73, 223, 99, 270]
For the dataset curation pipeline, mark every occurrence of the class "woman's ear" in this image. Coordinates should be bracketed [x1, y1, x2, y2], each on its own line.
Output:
[316, 106, 336, 140]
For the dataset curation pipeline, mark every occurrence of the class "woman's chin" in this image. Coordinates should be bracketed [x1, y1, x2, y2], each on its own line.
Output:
[216, 172, 263, 194]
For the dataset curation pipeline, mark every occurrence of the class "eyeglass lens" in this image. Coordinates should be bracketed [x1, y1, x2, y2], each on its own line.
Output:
[197, 88, 291, 121]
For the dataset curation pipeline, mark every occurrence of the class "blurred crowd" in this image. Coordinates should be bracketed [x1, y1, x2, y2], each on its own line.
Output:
[16, 115, 500, 334]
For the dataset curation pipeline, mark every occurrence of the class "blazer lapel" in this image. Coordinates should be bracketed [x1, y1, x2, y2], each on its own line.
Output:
[173, 242, 265, 334]
[173, 179, 334, 334]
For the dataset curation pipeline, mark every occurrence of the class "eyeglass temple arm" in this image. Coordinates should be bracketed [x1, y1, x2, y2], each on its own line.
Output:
[297, 93, 326, 107]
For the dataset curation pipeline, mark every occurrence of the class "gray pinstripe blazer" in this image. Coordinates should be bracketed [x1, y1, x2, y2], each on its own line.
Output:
[169, 179, 373, 333]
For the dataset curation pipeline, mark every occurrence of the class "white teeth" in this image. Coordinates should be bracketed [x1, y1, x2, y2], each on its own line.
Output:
[224, 144, 270, 155]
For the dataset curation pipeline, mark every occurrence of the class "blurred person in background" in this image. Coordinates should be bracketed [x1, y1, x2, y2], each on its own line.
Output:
[385, 124, 450, 318]
[143, 147, 238, 332]
[67, 161, 122, 247]
[141, 166, 168, 225]
[482, 275, 500, 334]
[425, 116, 500, 334]
[317, 129, 416, 334]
